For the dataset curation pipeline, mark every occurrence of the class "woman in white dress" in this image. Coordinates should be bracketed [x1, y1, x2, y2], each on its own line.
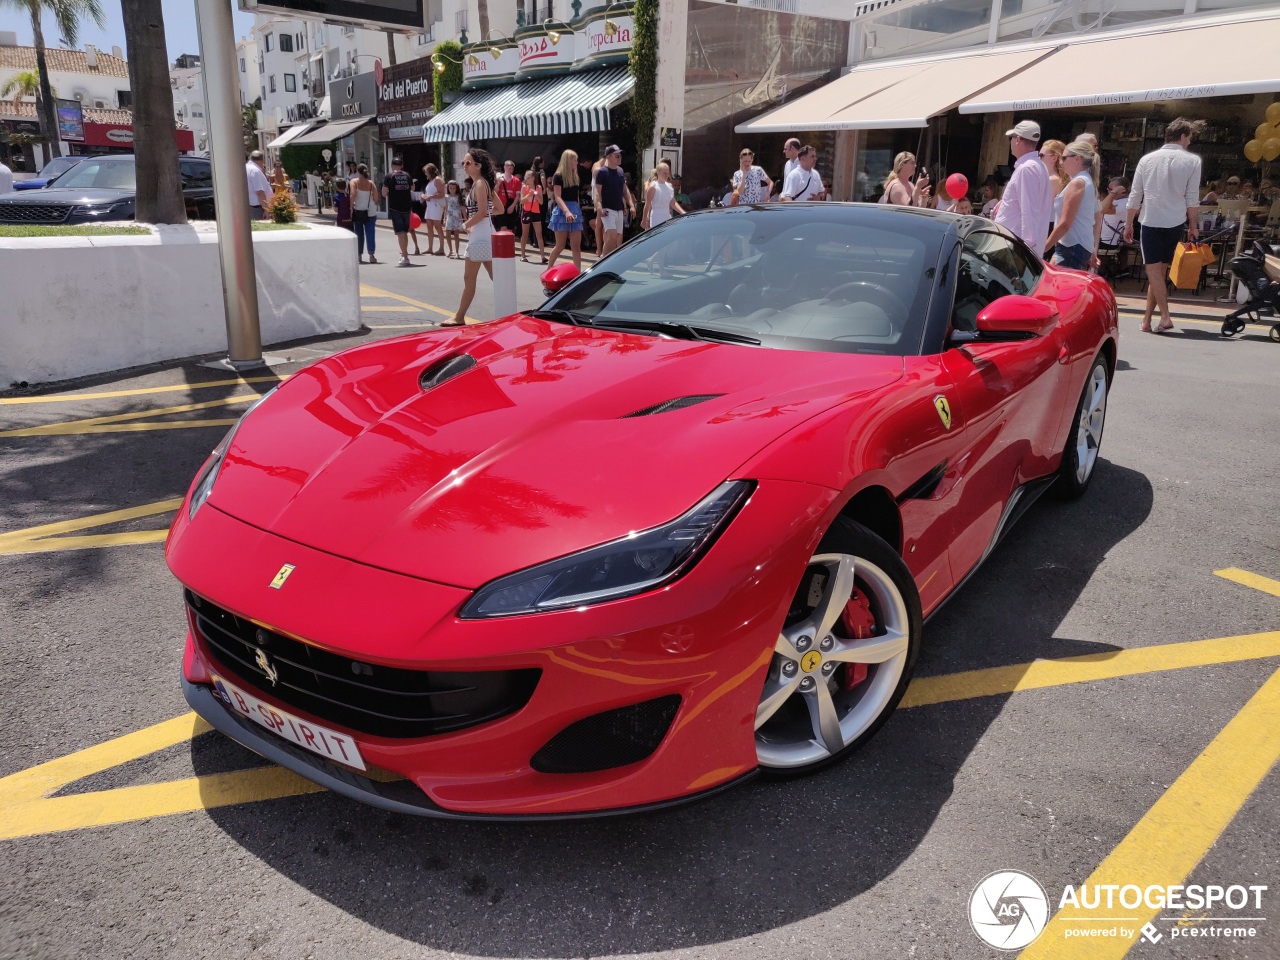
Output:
[421, 163, 446, 256]
[444, 151, 497, 327]
[642, 161, 684, 229]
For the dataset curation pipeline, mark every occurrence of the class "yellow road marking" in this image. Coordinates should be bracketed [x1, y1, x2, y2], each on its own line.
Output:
[360, 283, 475, 322]
[0, 497, 184, 555]
[0, 375, 282, 405]
[3, 628, 1278, 840]
[1019, 668, 1280, 960]
[361, 305, 423, 312]
[368, 323, 440, 330]
[902, 631, 1280, 708]
[1216, 567, 1280, 599]
[0, 395, 256, 438]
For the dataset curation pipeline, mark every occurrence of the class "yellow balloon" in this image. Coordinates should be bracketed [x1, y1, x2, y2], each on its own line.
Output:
[1264, 137, 1280, 162]
[1267, 101, 1280, 126]
[1244, 139, 1264, 163]
[1256, 122, 1274, 142]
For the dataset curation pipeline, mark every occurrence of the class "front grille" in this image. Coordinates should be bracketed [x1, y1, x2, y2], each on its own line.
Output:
[187, 591, 540, 739]
[0, 203, 72, 224]
[531, 695, 681, 773]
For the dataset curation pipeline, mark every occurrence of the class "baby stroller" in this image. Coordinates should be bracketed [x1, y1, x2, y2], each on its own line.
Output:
[1221, 240, 1280, 341]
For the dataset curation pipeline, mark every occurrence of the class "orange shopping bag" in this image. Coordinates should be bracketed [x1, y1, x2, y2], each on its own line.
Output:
[1170, 242, 1212, 289]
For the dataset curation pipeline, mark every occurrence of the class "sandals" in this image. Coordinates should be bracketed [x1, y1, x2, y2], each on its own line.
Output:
[1156, 322, 1175, 332]
[440, 319, 466, 327]
[367, 256, 379, 264]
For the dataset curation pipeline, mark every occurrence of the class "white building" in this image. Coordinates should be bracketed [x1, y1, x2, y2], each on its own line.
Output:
[236, 34, 259, 108]
[170, 55, 208, 156]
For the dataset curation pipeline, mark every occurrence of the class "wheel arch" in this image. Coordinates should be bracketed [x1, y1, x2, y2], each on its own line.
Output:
[836, 485, 902, 556]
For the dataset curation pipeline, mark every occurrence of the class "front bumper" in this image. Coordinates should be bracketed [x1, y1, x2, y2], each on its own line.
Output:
[169, 480, 839, 817]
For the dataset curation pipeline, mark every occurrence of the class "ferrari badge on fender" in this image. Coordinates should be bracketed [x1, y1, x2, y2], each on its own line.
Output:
[269, 564, 296, 589]
[934, 396, 953, 431]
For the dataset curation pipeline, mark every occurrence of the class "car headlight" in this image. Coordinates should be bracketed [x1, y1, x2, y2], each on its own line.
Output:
[72, 201, 132, 217]
[460, 480, 754, 619]
[188, 386, 279, 520]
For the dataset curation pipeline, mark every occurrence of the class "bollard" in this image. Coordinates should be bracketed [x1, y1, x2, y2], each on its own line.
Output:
[492, 230, 517, 319]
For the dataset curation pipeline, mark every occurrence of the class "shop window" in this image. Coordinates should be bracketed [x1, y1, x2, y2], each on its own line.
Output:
[284, 74, 296, 92]
[861, 0, 993, 60]
[996, 0, 1186, 43]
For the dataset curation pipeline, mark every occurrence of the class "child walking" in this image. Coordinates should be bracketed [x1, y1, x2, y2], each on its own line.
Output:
[444, 180, 464, 259]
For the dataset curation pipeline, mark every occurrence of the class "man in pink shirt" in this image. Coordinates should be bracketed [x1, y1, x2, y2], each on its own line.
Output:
[995, 120, 1054, 256]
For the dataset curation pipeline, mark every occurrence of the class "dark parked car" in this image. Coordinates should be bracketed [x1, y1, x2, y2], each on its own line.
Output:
[11, 155, 85, 190]
[0, 155, 214, 224]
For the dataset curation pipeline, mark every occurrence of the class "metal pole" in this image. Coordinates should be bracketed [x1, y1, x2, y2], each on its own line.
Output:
[194, 0, 264, 369]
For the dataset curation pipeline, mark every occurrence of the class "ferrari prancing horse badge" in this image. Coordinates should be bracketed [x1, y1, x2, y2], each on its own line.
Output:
[269, 564, 296, 589]
[933, 396, 953, 431]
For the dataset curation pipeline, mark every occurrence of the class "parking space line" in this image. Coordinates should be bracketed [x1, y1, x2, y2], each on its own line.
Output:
[0, 396, 256, 438]
[0, 375, 282, 405]
[2, 628, 1278, 841]
[360, 283, 473, 321]
[902, 630, 1280, 708]
[0, 498, 184, 555]
[362, 305, 423, 312]
[1019, 667, 1280, 960]
[1216, 567, 1280, 599]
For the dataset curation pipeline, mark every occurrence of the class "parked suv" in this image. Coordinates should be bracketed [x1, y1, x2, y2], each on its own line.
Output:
[0, 155, 215, 224]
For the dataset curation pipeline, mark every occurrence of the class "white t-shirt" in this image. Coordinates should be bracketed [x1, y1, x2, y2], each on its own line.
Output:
[782, 166, 824, 201]
[245, 161, 271, 206]
[1100, 196, 1128, 246]
[0, 161, 13, 194]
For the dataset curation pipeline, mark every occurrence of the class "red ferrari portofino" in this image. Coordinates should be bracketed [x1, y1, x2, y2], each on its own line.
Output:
[168, 204, 1118, 819]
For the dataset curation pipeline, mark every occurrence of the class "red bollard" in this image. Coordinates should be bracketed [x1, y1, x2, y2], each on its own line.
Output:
[492, 229, 517, 320]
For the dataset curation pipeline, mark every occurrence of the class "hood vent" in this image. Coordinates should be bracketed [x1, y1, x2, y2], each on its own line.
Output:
[419, 353, 477, 390]
[621, 394, 724, 418]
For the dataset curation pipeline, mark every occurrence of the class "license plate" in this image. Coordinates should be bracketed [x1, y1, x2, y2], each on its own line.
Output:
[212, 675, 366, 771]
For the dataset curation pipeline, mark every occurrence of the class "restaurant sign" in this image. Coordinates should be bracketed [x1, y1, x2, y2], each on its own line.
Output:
[377, 60, 435, 141]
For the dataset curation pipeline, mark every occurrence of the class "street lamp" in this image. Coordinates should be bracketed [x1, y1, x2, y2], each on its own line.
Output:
[432, 50, 464, 73]
[486, 32, 517, 60]
[540, 19, 572, 44]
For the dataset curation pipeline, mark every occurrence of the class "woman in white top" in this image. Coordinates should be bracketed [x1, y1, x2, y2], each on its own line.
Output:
[1044, 139, 1100, 272]
[730, 148, 772, 205]
[422, 163, 446, 256]
[444, 150, 497, 327]
[642, 161, 684, 229]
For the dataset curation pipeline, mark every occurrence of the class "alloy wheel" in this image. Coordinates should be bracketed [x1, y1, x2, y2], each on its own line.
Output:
[1074, 363, 1108, 485]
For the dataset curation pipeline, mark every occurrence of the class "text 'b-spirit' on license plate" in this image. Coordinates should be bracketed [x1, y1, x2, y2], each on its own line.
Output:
[213, 675, 367, 771]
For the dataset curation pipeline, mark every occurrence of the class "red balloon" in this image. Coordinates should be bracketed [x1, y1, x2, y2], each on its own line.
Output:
[409, 212, 422, 230]
[945, 173, 969, 199]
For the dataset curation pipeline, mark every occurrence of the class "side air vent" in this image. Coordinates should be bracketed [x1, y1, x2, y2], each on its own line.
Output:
[531, 695, 682, 773]
[622, 394, 723, 418]
[419, 353, 477, 390]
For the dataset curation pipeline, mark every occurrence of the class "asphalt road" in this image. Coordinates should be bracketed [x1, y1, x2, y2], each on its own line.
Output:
[1, 260, 1278, 960]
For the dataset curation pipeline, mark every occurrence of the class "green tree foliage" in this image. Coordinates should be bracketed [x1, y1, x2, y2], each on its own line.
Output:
[433, 40, 463, 115]
[280, 143, 331, 179]
[242, 97, 261, 155]
[629, 0, 658, 153]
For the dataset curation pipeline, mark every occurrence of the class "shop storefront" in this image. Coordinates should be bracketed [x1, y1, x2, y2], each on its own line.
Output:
[289, 71, 379, 179]
[423, 3, 639, 184]
[377, 59, 439, 182]
[71, 121, 197, 157]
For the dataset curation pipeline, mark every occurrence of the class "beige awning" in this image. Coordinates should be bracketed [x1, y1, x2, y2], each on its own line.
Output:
[736, 49, 1049, 133]
[960, 17, 1280, 113]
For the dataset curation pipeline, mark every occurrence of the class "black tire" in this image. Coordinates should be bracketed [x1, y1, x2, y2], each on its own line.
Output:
[1055, 352, 1110, 500]
[756, 516, 922, 778]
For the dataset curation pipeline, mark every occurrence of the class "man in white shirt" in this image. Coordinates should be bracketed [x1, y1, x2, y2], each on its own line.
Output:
[780, 144, 826, 202]
[994, 119, 1053, 256]
[0, 158, 13, 194]
[1124, 117, 1202, 333]
[245, 150, 272, 220]
[780, 138, 801, 192]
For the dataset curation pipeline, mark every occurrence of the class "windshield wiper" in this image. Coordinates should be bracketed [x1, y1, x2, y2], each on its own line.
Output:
[595, 319, 761, 345]
[525, 307, 594, 326]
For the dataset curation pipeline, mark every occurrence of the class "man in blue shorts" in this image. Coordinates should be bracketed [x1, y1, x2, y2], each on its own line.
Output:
[382, 156, 415, 266]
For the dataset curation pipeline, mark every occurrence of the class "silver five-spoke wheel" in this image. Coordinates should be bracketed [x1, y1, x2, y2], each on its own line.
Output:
[756, 522, 919, 773]
[1074, 362, 1108, 485]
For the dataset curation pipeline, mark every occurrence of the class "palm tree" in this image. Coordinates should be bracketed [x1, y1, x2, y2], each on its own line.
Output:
[0, 69, 56, 101]
[0, 0, 105, 165]
[477, 0, 490, 41]
[121, 0, 185, 223]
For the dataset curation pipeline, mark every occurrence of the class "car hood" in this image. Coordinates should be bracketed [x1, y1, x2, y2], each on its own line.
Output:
[210, 317, 903, 587]
[0, 187, 130, 204]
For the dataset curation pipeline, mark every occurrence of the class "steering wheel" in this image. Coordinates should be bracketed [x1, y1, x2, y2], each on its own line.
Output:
[824, 281, 908, 320]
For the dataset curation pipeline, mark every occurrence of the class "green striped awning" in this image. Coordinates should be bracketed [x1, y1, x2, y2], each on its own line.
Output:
[423, 66, 633, 142]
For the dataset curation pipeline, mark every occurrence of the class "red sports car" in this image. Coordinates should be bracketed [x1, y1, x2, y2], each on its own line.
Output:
[168, 204, 1118, 819]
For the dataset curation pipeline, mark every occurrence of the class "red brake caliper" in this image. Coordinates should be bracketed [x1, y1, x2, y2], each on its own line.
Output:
[838, 586, 876, 691]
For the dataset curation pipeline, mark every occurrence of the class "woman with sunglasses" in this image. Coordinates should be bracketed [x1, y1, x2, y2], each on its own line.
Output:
[444, 150, 498, 327]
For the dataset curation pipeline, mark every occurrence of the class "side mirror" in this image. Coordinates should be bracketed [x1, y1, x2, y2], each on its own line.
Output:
[540, 263, 580, 296]
[971, 295, 1058, 339]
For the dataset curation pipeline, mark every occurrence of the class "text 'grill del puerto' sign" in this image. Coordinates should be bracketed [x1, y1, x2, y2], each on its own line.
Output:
[377, 60, 434, 142]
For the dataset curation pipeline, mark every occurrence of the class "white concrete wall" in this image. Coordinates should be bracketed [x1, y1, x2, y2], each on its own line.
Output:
[0, 224, 361, 387]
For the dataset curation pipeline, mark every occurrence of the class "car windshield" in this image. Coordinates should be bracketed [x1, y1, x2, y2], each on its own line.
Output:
[51, 158, 136, 191]
[40, 156, 81, 182]
[547, 205, 945, 356]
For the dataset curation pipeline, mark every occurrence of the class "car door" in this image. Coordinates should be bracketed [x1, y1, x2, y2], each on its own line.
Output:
[939, 230, 1069, 580]
[179, 159, 214, 219]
